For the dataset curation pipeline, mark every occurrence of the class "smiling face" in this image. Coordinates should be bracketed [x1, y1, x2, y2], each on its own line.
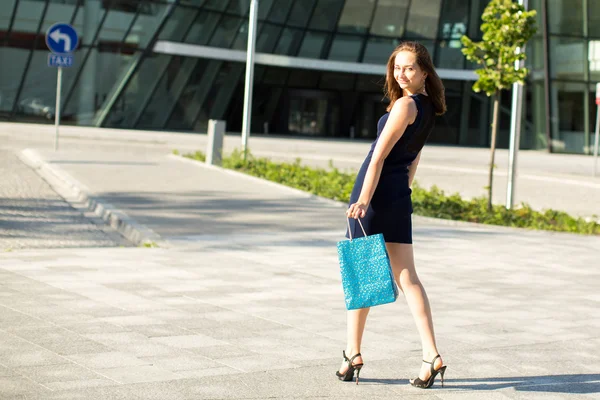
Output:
[393, 51, 427, 95]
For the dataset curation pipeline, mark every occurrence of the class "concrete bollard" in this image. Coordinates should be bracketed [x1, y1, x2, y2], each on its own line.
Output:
[206, 119, 225, 166]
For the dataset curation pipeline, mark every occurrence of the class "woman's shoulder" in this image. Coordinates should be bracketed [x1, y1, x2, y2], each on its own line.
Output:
[389, 96, 418, 121]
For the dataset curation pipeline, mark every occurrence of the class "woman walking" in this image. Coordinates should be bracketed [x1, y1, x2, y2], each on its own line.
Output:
[336, 41, 447, 388]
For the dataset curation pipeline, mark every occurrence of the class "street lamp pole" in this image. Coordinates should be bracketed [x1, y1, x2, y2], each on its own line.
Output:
[506, 0, 528, 209]
[241, 0, 258, 161]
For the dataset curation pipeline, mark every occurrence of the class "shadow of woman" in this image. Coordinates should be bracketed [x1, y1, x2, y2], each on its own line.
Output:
[353, 374, 600, 394]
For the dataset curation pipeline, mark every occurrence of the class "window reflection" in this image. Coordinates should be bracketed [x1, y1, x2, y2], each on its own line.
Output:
[287, 0, 315, 28]
[550, 37, 587, 80]
[209, 16, 242, 48]
[405, 0, 441, 39]
[298, 31, 327, 59]
[256, 23, 282, 53]
[309, 0, 344, 31]
[548, 0, 584, 36]
[362, 37, 399, 64]
[370, 0, 409, 37]
[185, 11, 220, 46]
[337, 0, 376, 34]
[328, 34, 363, 62]
[274, 28, 303, 56]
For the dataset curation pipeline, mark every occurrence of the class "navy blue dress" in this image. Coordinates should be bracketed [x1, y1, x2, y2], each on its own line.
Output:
[346, 93, 435, 244]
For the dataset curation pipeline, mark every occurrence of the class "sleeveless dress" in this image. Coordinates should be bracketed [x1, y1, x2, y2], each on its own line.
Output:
[346, 93, 435, 244]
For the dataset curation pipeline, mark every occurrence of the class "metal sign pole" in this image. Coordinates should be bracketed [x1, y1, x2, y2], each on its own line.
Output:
[54, 66, 62, 151]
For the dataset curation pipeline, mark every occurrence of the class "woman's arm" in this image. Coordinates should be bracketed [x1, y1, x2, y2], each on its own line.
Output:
[347, 96, 417, 219]
[408, 150, 422, 188]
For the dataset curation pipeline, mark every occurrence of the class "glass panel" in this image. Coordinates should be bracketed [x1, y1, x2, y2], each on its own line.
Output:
[107, 0, 143, 13]
[337, 0, 376, 34]
[550, 37, 587, 80]
[166, 59, 216, 131]
[0, 0, 17, 31]
[405, 0, 442, 39]
[288, 96, 333, 136]
[590, 40, 600, 81]
[262, 67, 289, 85]
[548, 0, 584, 36]
[370, 0, 409, 38]
[232, 20, 248, 50]
[137, 56, 198, 129]
[124, 3, 170, 48]
[180, 0, 207, 6]
[355, 75, 383, 93]
[590, 1, 600, 38]
[227, 0, 250, 16]
[257, 0, 274, 20]
[97, 7, 136, 44]
[158, 5, 198, 42]
[328, 34, 362, 62]
[309, 0, 344, 31]
[184, 11, 220, 45]
[256, 23, 281, 52]
[204, 0, 228, 12]
[362, 37, 399, 64]
[16, 49, 83, 123]
[287, 69, 320, 88]
[12, 0, 45, 34]
[209, 16, 242, 48]
[437, 0, 468, 63]
[525, 38, 545, 72]
[0, 48, 30, 112]
[436, 41, 464, 69]
[298, 31, 327, 58]
[104, 53, 171, 128]
[551, 81, 586, 153]
[319, 72, 355, 90]
[267, 0, 293, 23]
[287, 0, 315, 28]
[274, 27, 303, 56]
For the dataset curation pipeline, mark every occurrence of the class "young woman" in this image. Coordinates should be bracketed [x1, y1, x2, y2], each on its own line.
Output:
[336, 41, 447, 389]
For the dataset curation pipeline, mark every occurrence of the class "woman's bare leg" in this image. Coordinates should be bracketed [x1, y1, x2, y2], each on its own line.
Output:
[339, 307, 369, 373]
[386, 242, 443, 380]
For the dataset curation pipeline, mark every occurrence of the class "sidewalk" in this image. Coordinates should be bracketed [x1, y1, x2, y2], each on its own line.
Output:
[0, 144, 599, 399]
[2, 121, 599, 219]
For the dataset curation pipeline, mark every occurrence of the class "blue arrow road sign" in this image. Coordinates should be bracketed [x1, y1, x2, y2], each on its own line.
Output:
[46, 23, 78, 54]
[48, 53, 73, 68]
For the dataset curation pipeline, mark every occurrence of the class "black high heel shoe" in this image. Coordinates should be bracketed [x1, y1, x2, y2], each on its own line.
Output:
[335, 350, 363, 385]
[410, 354, 447, 389]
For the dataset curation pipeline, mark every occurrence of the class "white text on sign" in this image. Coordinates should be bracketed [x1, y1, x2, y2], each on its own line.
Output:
[48, 53, 73, 68]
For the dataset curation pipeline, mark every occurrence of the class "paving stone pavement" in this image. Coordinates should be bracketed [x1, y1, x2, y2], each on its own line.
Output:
[0, 148, 130, 250]
[0, 226, 599, 399]
[0, 144, 599, 399]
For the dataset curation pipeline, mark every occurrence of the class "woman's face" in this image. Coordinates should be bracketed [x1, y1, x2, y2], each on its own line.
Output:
[393, 51, 427, 94]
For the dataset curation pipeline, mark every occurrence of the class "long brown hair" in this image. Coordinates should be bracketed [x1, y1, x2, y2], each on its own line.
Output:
[383, 41, 446, 115]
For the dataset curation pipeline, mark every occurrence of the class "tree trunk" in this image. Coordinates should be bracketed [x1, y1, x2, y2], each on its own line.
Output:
[488, 93, 500, 211]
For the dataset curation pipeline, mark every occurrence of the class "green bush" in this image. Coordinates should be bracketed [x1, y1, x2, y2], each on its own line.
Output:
[182, 149, 600, 235]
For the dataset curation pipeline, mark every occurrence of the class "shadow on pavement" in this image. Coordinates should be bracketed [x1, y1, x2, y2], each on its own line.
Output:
[360, 374, 600, 394]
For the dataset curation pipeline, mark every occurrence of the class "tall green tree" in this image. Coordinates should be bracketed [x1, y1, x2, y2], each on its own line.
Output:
[461, 0, 537, 210]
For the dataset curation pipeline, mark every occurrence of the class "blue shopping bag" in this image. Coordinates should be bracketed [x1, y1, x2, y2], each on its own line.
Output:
[337, 219, 399, 310]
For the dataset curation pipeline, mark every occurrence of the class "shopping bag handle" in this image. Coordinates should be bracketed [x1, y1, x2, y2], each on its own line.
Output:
[346, 217, 367, 240]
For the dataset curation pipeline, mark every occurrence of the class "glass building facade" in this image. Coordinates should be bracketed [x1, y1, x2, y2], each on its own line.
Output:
[0, 0, 598, 154]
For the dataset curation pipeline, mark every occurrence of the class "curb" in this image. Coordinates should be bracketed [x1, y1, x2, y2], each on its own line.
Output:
[19, 149, 163, 247]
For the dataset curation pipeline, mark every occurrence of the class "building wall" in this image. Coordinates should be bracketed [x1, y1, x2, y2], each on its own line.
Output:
[1, 0, 598, 154]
